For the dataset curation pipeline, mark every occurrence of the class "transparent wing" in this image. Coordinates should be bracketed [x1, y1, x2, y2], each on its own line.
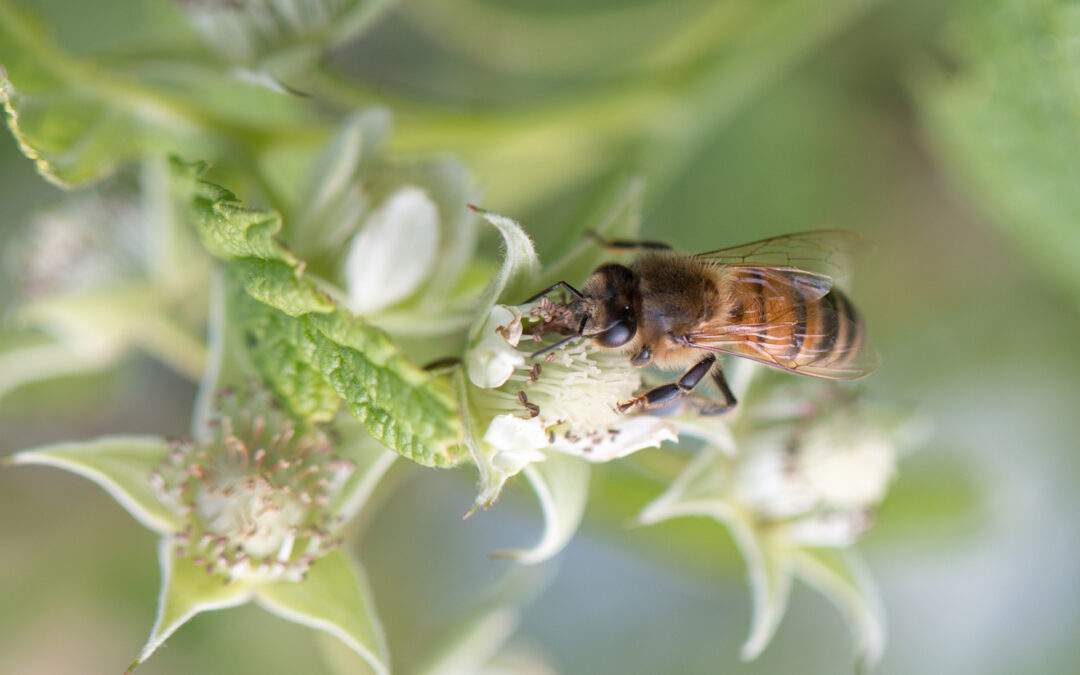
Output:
[726, 264, 835, 302]
[694, 230, 871, 279]
[684, 298, 878, 381]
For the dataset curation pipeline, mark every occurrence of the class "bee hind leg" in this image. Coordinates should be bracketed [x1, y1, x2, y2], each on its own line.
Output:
[692, 368, 738, 415]
[617, 355, 723, 413]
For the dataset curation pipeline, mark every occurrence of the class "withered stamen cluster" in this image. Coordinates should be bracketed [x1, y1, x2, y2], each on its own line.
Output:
[150, 388, 353, 583]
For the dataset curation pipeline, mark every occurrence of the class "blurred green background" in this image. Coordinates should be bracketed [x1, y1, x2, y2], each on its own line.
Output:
[2, 0, 1080, 673]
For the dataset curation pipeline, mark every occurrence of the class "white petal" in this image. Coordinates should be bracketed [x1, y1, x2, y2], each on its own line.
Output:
[482, 414, 549, 452]
[466, 306, 526, 389]
[345, 187, 440, 314]
[466, 336, 526, 389]
[785, 511, 870, 547]
[549, 415, 676, 462]
[801, 431, 895, 510]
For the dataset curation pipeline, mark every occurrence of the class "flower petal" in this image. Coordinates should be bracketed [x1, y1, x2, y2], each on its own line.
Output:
[9, 435, 181, 534]
[130, 538, 254, 671]
[491, 452, 590, 565]
[464, 413, 549, 511]
[791, 548, 886, 669]
[255, 549, 390, 675]
[549, 415, 676, 462]
[346, 187, 440, 314]
[466, 306, 526, 389]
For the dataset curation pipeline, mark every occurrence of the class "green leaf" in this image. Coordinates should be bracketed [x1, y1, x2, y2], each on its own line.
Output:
[919, 0, 1080, 309]
[236, 294, 342, 422]
[174, 159, 463, 466]
[255, 550, 390, 675]
[8, 435, 181, 534]
[131, 538, 254, 672]
[491, 453, 591, 565]
[0, 2, 208, 187]
[791, 547, 885, 669]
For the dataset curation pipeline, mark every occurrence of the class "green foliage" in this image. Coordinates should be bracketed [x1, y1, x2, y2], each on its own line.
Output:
[174, 159, 464, 467]
[920, 0, 1080, 309]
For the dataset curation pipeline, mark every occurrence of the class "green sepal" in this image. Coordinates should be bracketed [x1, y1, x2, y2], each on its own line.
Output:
[491, 453, 590, 565]
[255, 550, 390, 675]
[8, 435, 181, 535]
[130, 538, 254, 672]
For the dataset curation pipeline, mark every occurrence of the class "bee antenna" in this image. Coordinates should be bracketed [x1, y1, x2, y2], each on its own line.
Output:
[523, 280, 584, 305]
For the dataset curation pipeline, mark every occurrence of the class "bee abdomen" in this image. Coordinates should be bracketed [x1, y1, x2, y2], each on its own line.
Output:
[798, 289, 864, 367]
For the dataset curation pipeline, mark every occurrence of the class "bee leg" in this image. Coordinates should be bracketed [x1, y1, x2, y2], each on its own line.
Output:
[522, 280, 584, 304]
[586, 231, 673, 253]
[617, 355, 716, 413]
[693, 367, 738, 415]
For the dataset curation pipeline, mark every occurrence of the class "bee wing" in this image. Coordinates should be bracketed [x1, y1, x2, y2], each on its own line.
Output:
[693, 337, 880, 380]
[694, 230, 871, 279]
[727, 264, 835, 301]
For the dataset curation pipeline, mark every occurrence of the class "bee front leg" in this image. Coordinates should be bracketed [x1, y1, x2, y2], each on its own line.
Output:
[617, 355, 717, 413]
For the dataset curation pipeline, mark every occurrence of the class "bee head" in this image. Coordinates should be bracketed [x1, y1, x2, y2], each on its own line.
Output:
[584, 263, 639, 348]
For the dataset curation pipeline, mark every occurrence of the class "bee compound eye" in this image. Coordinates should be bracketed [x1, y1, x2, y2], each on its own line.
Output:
[595, 318, 636, 348]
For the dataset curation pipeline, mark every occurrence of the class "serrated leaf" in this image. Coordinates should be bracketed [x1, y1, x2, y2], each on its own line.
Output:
[132, 538, 254, 672]
[491, 453, 590, 565]
[174, 159, 464, 466]
[238, 295, 342, 423]
[255, 550, 390, 675]
[0, 3, 207, 187]
[9, 435, 181, 534]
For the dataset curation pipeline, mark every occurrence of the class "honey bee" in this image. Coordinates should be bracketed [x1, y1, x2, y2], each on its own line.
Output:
[524, 231, 878, 414]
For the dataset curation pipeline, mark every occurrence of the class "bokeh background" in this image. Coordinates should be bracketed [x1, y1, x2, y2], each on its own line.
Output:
[3, 0, 1079, 673]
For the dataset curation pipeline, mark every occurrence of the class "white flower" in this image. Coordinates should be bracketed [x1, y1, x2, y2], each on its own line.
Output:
[734, 408, 896, 545]
[151, 388, 353, 583]
[464, 304, 675, 510]
[467, 305, 526, 389]
[345, 186, 440, 314]
[483, 413, 549, 475]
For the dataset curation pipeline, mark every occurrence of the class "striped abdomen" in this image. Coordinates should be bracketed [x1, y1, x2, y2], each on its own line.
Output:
[696, 266, 875, 380]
